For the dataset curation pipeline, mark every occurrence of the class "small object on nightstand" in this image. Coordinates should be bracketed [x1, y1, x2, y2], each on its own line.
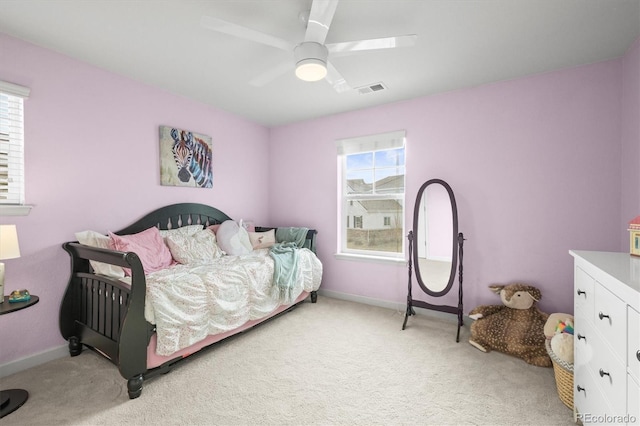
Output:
[629, 215, 640, 257]
[8, 289, 30, 303]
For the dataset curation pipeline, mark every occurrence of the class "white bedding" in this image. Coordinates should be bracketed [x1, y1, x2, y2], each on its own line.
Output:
[143, 248, 322, 356]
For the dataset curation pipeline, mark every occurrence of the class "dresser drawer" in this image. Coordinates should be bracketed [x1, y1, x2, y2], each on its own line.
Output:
[593, 281, 627, 361]
[575, 362, 613, 424]
[575, 266, 595, 318]
[574, 307, 595, 366]
[629, 307, 640, 381]
[589, 333, 627, 414]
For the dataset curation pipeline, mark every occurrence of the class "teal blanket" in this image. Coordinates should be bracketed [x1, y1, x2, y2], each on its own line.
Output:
[275, 227, 309, 249]
[270, 242, 301, 303]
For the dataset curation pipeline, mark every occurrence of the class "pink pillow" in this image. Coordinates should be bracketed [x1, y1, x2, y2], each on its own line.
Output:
[108, 227, 174, 275]
[241, 220, 255, 232]
[207, 224, 221, 235]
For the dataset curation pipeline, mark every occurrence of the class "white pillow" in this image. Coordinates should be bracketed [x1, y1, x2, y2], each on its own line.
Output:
[216, 220, 253, 255]
[158, 224, 203, 241]
[166, 229, 224, 264]
[75, 230, 125, 278]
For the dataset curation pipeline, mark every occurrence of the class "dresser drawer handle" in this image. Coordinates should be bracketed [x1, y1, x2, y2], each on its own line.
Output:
[577, 289, 586, 296]
[599, 369, 610, 378]
[576, 385, 585, 393]
[577, 334, 587, 342]
[598, 312, 610, 320]
[636, 350, 640, 362]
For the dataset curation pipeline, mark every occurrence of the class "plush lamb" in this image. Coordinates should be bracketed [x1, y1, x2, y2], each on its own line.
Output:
[468, 283, 552, 367]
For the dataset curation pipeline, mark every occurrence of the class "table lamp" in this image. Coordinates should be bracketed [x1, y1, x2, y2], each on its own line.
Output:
[0, 225, 21, 304]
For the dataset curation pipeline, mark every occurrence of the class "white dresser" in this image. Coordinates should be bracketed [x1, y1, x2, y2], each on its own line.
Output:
[570, 251, 640, 426]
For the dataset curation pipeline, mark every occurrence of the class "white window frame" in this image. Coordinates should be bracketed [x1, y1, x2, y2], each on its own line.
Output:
[335, 130, 406, 263]
[0, 80, 31, 216]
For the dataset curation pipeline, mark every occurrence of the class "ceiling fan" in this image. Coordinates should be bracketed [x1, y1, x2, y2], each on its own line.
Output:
[200, 0, 417, 93]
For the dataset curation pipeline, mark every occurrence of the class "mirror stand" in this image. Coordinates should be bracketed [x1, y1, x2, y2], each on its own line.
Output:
[402, 230, 465, 342]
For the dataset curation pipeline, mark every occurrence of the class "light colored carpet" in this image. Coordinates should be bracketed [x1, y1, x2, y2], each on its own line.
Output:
[417, 258, 452, 292]
[0, 296, 574, 425]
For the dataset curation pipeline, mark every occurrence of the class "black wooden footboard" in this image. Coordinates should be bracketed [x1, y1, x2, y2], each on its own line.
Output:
[65, 272, 131, 358]
[59, 242, 150, 397]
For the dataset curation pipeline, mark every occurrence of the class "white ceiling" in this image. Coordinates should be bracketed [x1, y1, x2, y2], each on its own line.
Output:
[1, 0, 639, 127]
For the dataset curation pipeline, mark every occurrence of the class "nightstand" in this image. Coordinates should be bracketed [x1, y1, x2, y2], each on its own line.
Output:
[0, 294, 39, 419]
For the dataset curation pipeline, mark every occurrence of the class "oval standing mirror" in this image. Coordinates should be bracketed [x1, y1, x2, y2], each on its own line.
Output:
[402, 178, 464, 341]
[414, 179, 458, 296]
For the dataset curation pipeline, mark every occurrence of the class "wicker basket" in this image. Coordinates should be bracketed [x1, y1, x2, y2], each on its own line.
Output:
[545, 338, 574, 409]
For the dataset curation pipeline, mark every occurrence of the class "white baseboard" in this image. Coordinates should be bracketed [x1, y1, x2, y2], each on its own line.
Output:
[318, 289, 405, 311]
[317, 289, 469, 324]
[0, 344, 68, 378]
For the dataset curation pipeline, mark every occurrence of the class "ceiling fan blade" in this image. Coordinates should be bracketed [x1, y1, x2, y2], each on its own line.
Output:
[304, 0, 339, 44]
[327, 34, 417, 54]
[201, 15, 293, 51]
[248, 61, 292, 87]
[325, 62, 351, 93]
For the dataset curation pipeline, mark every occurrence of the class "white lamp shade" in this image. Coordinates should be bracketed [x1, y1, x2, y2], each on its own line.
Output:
[0, 224, 21, 260]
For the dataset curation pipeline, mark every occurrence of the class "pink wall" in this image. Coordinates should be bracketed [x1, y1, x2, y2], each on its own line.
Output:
[0, 34, 270, 365]
[621, 37, 640, 238]
[269, 58, 629, 316]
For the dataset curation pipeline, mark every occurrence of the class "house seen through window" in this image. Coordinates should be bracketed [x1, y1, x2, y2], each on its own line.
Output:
[337, 130, 406, 259]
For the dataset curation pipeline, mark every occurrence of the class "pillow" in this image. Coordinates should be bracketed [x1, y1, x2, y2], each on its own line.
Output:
[166, 229, 224, 264]
[75, 230, 125, 278]
[158, 224, 203, 242]
[239, 219, 255, 232]
[108, 227, 174, 275]
[216, 220, 253, 255]
[248, 229, 276, 249]
[207, 224, 221, 235]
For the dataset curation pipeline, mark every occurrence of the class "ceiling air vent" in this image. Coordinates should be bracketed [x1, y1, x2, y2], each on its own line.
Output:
[356, 82, 387, 94]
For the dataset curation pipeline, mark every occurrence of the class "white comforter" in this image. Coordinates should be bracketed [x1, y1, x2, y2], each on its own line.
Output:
[143, 248, 322, 356]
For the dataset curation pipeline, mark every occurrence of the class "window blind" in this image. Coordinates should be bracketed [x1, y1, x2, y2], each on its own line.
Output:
[0, 81, 30, 205]
[335, 130, 405, 155]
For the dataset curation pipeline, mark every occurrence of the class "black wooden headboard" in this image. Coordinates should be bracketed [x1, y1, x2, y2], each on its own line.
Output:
[115, 203, 233, 235]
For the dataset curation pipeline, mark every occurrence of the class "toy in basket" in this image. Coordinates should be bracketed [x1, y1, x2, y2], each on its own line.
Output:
[544, 313, 574, 409]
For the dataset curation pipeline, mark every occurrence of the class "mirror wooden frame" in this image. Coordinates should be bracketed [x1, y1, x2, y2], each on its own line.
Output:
[402, 178, 465, 341]
[413, 179, 458, 297]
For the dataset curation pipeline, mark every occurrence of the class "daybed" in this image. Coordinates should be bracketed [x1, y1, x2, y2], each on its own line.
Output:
[59, 203, 322, 399]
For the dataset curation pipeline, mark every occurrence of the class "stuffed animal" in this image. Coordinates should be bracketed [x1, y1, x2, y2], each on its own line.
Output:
[544, 313, 574, 365]
[468, 283, 552, 367]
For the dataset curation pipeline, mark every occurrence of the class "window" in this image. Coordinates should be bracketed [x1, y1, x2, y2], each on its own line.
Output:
[336, 130, 406, 259]
[0, 80, 30, 215]
[354, 216, 363, 229]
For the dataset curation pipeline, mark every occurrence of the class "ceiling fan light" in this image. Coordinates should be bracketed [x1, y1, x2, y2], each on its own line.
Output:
[294, 42, 329, 82]
[295, 58, 327, 82]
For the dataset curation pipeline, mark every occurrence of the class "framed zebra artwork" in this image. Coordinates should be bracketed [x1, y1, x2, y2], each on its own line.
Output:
[159, 126, 213, 188]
